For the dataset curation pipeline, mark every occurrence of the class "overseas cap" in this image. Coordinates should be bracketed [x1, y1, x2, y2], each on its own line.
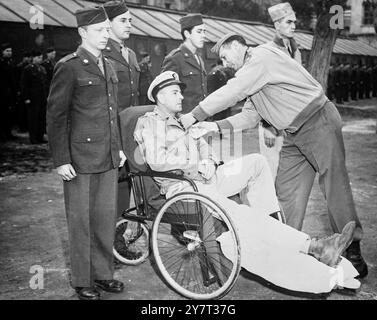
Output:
[268, 2, 295, 22]
[211, 32, 244, 55]
[179, 13, 203, 32]
[148, 71, 186, 103]
[103, 1, 129, 20]
[75, 5, 108, 27]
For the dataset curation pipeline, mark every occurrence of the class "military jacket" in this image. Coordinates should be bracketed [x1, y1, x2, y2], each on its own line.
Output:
[46, 46, 122, 173]
[104, 38, 140, 110]
[161, 43, 207, 113]
[21, 63, 47, 103]
[134, 106, 218, 195]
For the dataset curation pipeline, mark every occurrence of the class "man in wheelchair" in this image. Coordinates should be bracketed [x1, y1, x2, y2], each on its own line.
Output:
[133, 71, 361, 294]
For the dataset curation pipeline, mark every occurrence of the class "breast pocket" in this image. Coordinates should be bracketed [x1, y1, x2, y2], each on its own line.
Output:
[77, 77, 102, 106]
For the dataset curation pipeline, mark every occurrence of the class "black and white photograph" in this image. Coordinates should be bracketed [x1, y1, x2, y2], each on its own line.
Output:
[0, 0, 376, 305]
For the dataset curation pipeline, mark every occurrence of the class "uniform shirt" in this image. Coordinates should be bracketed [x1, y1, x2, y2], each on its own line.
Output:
[46, 46, 122, 173]
[21, 63, 47, 101]
[134, 106, 218, 195]
[191, 43, 328, 133]
[161, 43, 207, 113]
[104, 38, 140, 110]
[269, 34, 302, 64]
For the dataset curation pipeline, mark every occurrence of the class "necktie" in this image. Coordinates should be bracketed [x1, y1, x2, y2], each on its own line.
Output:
[195, 54, 201, 67]
[97, 57, 104, 75]
[120, 45, 129, 64]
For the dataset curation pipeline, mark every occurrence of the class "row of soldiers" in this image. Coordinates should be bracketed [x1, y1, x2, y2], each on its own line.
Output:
[0, 41, 153, 144]
[327, 62, 377, 104]
[0, 43, 56, 143]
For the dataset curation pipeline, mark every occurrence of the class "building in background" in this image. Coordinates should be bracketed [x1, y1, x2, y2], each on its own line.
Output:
[347, 0, 377, 48]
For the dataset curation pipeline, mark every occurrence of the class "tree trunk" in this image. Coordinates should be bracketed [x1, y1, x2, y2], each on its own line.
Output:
[307, 0, 347, 90]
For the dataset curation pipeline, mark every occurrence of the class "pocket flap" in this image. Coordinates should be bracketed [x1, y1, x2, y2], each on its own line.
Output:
[72, 131, 104, 143]
[78, 77, 101, 86]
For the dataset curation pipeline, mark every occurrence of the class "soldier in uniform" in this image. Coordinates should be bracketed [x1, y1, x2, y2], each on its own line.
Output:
[42, 47, 56, 92]
[334, 62, 343, 104]
[358, 62, 365, 100]
[21, 50, 48, 144]
[103, 0, 140, 111]
[372, 63, 377, 97]
[372, 62, 377, 97]
[364, 63, 372, 99]
[257, 2, 301, 180]
[161, 13, 207, 113]
[0, 43, 17, 141]
[138, 52, 153, 105]
[342, 62, 351, 103]
[15, 51, 32, 133]
[46, 6, 127, 300]
[103, 0, 140, 219]
[350, 62, 358, 101]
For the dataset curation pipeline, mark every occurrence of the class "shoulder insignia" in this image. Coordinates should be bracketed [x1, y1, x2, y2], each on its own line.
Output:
[58, 52, 78, 64]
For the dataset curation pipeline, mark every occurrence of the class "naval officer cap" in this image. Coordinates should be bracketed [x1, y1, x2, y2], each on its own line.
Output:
[75, 5, 108, 27]
[103, 1, 129, 20]
[179, 13, 203, 31]
[148, 71, 187, 103]
[268, 2, 295, 22]
[211, 32, 246, 55]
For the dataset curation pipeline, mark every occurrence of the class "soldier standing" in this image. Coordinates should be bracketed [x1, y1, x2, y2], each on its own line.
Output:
[103, 0, 140, 219]
[21, 50, 48, 144]
[0, 43, 17, 141]
[334, 62, 343, 104]
[15, 51, 32, 133]
[327, 64, 335, 101]
[372, 62, 377, 97]
[42, 47, 56, 92]
[46, 6, 127, 300]
[138, 52, 153, 105]
[103, 0, 140, 111]
[342, 62, 350, 102]
[257, 2, 301, 180]
[358, 62, 365, 100]
[161, 13, 207, 113]
[350, 62, 358, 101]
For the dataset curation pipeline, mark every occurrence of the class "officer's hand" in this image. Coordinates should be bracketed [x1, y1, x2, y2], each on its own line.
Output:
[194, 122, 219, 133]
[263, 127, 277, 148]
[57, 164, 77, 181]
[25, 100, 31, 104]
[180, 113, 197, 130]
[119, 150, 127, 167]
[198, 159, 216, 180]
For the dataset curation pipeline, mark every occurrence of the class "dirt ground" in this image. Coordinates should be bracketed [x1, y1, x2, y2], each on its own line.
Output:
[0, 98, 376, 300]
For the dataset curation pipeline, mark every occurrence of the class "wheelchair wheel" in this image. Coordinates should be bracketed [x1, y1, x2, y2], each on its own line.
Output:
[151, 192, 241, 300]
[113, 219, 149, 265]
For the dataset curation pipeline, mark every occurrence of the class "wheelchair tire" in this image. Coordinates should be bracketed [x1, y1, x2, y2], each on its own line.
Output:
[151, 192, 241, 300]
[113, 219, 150, 265]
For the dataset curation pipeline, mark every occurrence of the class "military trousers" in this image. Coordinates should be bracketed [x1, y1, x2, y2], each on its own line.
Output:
[276, 101, 363, 241]
[64, 168, 118, 288]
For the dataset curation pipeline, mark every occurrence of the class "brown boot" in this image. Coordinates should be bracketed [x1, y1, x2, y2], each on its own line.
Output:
[308, 221, 356, 267]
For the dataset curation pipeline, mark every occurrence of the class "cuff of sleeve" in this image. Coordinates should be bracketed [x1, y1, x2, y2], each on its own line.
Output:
[215, 119, 234, 134]
[53, 158, 72, 169]
[191, 106, 211, 122]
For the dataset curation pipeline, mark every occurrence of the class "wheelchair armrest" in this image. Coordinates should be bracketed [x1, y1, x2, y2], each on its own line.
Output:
[130, 169, 198, 192]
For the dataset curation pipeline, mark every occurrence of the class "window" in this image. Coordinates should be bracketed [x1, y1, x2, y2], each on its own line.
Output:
[362, 0, 377, 25]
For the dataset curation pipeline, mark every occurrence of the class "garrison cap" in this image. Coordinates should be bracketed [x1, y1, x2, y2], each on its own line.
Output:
[179, 13, 203, 31]
[211, 32, 244, 55]
[103, 1, 129, 20]
[75, 5, 108, 27]
[268, 2, 295, 22]
[148, 71, 186, 103]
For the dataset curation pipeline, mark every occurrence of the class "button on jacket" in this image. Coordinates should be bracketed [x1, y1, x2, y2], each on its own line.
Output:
[46, 46, 122, 173]
[134, 107, 218, 195]
[104, 38, 140, 110]
[161, 44, 207, 113]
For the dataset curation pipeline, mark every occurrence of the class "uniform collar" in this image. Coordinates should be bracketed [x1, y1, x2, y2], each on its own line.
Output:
[273, 34, 298, 55]
[153, 106, 183, 128]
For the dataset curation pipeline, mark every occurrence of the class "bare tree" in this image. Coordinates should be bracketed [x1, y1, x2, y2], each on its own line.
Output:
[307, 0, 348, 89]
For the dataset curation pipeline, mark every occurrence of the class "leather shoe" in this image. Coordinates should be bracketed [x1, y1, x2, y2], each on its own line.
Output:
[75, 287, 100, 300]
[94, 279, 124, 293]
[345, 241, 368, 279]
[309, 221, 356, 267]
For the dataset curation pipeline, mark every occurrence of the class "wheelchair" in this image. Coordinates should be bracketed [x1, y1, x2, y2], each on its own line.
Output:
[113, 106, 242, 300]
